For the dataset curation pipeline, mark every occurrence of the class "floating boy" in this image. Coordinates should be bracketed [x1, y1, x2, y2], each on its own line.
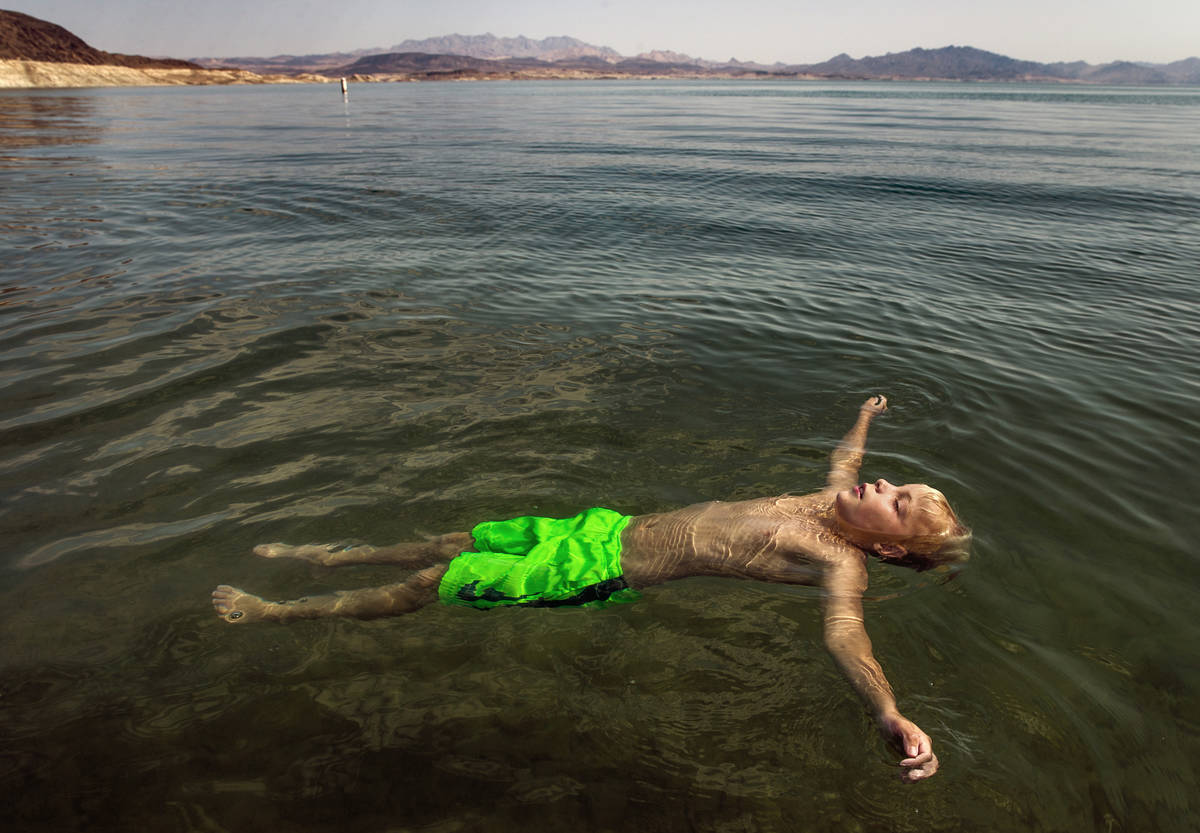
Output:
[213, 394, 969, 781]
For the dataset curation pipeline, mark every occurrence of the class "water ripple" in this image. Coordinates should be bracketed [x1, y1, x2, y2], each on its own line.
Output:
[2, 81, 1199, 832]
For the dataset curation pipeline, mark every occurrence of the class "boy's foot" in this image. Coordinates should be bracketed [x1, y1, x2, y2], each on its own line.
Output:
[212, 585, 277, 623]
[253, 542, 376, 566]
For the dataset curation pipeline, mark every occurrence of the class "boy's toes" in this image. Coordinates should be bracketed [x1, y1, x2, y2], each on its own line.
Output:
[211, 585, 250, 622]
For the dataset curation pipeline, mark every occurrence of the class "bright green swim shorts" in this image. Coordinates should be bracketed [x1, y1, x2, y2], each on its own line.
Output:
[438, 507, 640, 609]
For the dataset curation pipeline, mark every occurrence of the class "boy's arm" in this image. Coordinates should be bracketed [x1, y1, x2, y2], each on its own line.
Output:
[822, 559, 939, 782]
[826, 395, 888, 492]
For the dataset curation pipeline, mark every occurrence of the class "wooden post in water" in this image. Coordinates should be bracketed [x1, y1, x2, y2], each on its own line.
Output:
[340, 77, 348, 96]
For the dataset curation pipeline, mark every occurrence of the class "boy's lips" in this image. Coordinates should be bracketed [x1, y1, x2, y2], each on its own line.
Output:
[855, 484, 865, 498]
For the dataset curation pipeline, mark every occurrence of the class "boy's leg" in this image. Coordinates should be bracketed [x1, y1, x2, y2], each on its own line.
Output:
[253, 533, 474, 568]
[212, 564, 448, 624]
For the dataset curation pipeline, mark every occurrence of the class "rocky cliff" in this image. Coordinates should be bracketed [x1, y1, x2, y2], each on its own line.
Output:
[0, 9, 197, 67]
[0, 9, 327, 87]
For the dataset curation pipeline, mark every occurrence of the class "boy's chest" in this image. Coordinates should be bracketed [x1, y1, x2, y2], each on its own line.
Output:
[709, 517, 836, 584]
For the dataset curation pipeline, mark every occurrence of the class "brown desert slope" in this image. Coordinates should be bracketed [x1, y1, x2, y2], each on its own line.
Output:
[0, 9, 329, 87]
[0, 8, 198, 67]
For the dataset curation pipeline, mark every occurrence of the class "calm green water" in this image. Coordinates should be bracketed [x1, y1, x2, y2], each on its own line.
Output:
[1, 80, 1198, 831]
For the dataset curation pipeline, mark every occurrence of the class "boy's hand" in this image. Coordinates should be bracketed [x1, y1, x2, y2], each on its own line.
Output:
[860, 394, 888, 417]
[878, 711, 939, 782]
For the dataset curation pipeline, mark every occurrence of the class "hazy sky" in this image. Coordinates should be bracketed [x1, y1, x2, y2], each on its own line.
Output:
[12, 0, 1198, 64]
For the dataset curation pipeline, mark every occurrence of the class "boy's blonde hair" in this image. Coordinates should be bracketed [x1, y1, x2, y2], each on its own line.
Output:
[894, 489, 971, 571]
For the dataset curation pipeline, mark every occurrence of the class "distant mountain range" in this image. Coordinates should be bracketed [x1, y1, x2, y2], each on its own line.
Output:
[191, 34, 1200, 84]
[387, 34, 622, 63]
[801, 46, 1200, 84]
[4, 11, 1197, 86]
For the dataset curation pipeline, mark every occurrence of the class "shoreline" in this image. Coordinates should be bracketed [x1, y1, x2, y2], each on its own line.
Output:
[0, 59, 809, 88]
[1, 59, 1181, 90]
[0, 59, 330, 89]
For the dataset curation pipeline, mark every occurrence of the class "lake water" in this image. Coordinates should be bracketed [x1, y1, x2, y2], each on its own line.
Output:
[1, 79, 1198, 832]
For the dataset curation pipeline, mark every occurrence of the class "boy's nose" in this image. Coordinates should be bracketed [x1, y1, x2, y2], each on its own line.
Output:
[874, 479, 893, 491]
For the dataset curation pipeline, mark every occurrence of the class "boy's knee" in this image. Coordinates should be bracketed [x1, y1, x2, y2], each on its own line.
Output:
[384, 566, 446, 613]
[412, 565, 448, 588]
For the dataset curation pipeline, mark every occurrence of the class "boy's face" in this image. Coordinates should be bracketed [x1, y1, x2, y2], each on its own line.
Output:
[835, 479, 941, 539]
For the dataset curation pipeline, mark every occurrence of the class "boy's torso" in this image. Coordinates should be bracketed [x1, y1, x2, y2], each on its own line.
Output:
[619, 493, 861, 589]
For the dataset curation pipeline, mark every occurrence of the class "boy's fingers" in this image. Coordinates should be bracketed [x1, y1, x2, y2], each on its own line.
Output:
[899, 730, 932, 765]
[899, 752, 939, 781]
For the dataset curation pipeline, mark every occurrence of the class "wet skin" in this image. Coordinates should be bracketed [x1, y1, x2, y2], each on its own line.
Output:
[619, 492, 844, 588]
[834, 479, 940, 540]
[212, 395, 942, 782]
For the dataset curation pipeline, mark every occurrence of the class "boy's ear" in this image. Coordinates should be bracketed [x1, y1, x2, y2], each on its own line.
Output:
[871, 541, 908, 560]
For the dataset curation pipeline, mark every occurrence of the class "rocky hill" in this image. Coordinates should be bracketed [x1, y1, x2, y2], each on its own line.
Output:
[0, 10, 334, 87]
[797, 46, 1048, 80]
[792, 46, 1200, 84]
[335, 50, 732, 80]
[0, 8, 197, 68]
